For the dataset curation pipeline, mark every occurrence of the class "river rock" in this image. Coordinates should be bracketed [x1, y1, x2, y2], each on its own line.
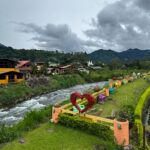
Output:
[106, 97, 112, 100]
[19, 139, 26, 144]
[91, 144, 101, 150]
[123, 144, 134, 150]
[111, 110, 118, 117]
[87, 108, 96, 113]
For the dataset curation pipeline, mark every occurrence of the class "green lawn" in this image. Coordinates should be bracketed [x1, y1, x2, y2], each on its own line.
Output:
[0, 122, 118, 150]
[90, 78, 149, 117]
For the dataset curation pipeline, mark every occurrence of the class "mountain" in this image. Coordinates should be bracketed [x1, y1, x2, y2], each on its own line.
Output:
[88, 48, 150, 63]
[0, 43, 6, 47]
[1, 45, 150, 64]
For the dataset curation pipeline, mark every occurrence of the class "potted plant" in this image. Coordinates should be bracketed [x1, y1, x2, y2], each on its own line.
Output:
[108, 79, 113, 88]
[104, 83, 109, 96]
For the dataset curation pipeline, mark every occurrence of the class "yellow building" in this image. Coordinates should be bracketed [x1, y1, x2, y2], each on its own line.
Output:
[0, 59, 24, 84]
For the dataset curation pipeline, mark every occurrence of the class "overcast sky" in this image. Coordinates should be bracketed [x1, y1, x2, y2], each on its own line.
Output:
[0, 0, 150, 53]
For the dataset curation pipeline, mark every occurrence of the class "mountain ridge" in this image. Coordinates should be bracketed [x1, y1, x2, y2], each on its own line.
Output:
[0, 43, 6, 47]
[88, 48, 150, 63]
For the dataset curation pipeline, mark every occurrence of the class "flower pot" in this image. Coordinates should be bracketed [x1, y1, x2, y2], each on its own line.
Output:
[105, 88, 109, 96]
[114, 120, 129, 146]
[109, 82, 112, 88]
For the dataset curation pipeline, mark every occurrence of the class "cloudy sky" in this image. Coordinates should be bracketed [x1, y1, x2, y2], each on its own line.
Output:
[0, 0, 150, 53]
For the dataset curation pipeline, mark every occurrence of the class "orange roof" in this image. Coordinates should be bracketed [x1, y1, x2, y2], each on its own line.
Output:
[18, 61, 31, 67]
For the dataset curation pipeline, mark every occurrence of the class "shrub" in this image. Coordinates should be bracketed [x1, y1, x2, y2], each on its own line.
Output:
[117, 105, 134, 128]
[93, 85, 100, 92]
[58, 113, 113, 140]
[134, 87, 150, 149]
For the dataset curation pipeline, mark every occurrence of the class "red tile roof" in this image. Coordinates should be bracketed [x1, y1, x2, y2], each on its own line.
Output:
[18, 61, 31, 67]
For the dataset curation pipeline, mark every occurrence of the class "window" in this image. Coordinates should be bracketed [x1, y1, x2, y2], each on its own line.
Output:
[17, 74, 23, 79]
[0, 74, 6, 80]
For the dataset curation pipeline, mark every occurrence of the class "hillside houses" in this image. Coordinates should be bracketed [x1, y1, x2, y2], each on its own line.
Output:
[0, 58, 77, 84]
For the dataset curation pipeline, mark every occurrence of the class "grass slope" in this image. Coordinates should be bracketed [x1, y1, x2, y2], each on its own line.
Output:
[0, 122, 117, 150]
[91, 78, 149, 117]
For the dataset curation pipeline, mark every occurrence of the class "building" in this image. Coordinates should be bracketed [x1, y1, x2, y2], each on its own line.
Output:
[35, 62, 44, 70]
[47, 64, 74, 75]
[77, 67, 89, 74]
[0, 59, 24, 84]
[17, 61, 33, 79]
[59, 65, 74, 74]
[87, 61, 93, 67]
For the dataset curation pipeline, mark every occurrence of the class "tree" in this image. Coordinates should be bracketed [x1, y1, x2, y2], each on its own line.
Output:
[38, 65, 47, 76]
[31, 65, 38, 76]
[111, 57, 121, 70]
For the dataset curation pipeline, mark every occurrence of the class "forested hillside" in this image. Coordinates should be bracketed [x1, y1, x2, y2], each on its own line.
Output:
[0, 46, 89, 65]
[88, 49, 150, 63]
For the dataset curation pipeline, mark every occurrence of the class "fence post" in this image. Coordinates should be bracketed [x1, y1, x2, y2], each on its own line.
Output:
[114, 120, 129, 146]
[52, 106, 62, 123]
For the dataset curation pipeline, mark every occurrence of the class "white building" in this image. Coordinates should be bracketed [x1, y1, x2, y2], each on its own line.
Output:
[87, 61, 93, 67]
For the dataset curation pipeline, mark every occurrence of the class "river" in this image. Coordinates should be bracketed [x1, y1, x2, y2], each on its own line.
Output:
[0, 81, 105, 126]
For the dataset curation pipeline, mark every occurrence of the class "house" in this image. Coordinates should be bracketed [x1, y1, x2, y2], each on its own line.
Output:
[17, 61, 33, 79]
[77, 67, 89, 74]
[91, 66, 102, 70]
[47, 64, 74, 75]
[59, 65, 74, 74]
[47, 63, 59, 74]
[0, 59, 24, 84]
[35, 62, 44, 70]
[48, 62, 59, 67]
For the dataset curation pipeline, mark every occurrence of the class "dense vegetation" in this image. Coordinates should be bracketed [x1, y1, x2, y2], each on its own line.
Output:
[134, 87, 150, 149]
[0, 46, 89, 65]
[58, 113, 113, 140]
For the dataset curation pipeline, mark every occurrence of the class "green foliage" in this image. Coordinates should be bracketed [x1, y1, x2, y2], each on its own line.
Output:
[134, 87, 150, 149]
[134, 87, 150, 120]
[117, 105, 135, 128]
[58, 113, 113, 140]
[31, 65, 38, 75]
[0, 106, 52, 144]
[0, 47, 89, 65]
[38, 64, 47, 76]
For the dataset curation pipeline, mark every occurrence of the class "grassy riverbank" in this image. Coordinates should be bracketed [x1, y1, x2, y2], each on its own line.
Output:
[0, 122, 120, 150]
[0, 69, 147, 108]
[90, 77, 150, 117]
